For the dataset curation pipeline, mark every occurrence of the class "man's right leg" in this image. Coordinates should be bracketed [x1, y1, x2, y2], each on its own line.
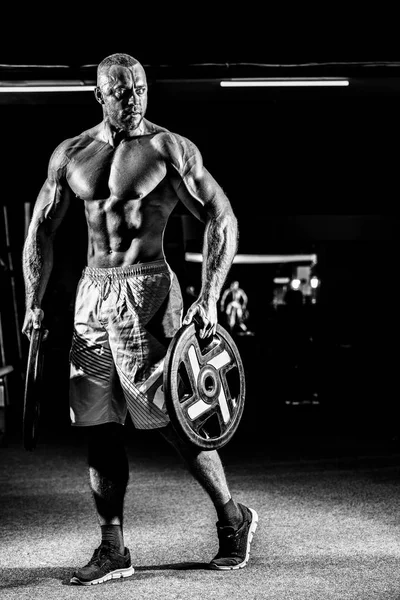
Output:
[70, 423, 134, 585]
[87, 423, 129, 552]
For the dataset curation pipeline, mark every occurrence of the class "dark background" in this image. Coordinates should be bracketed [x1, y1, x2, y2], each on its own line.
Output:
[0, 19, 399, 457]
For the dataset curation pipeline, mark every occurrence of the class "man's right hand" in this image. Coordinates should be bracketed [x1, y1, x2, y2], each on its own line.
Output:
[22, 307, 45, 340]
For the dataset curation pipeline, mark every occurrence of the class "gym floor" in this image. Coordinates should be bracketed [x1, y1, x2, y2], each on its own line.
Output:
[1, 420, 400, 600]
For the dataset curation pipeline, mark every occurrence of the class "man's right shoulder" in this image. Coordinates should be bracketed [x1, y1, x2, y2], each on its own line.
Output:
[49, 124, 100, 166]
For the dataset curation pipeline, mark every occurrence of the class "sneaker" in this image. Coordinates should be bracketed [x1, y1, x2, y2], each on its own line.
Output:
[70, 543, 134, 586]
[209, 503, 258, 570]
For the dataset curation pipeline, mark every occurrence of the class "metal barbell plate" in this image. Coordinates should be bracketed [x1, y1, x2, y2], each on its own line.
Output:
[23, 327, 44, 451]
[163, 322, 245, 450]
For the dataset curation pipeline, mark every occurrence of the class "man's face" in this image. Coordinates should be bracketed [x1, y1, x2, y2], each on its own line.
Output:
[96, 63, 148, 134]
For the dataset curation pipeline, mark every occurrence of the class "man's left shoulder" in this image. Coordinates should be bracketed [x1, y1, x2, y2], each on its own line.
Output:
[151, 129, 199, 166]
[149, 127, 182, 146]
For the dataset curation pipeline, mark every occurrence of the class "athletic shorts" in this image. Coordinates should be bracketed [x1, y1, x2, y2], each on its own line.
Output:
[69, 259, 183, 429]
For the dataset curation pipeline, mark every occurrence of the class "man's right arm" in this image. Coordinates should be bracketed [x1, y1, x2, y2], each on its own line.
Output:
[22, 144, 72, 338]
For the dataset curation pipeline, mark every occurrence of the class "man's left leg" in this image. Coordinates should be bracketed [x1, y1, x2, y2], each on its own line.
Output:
[159, 424, 258, 569]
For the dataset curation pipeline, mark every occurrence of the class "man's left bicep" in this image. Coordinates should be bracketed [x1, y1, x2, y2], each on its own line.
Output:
[176, 167, 232, 223]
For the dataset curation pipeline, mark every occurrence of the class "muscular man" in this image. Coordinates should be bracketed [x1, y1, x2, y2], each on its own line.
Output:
[22, 53, 258, 586]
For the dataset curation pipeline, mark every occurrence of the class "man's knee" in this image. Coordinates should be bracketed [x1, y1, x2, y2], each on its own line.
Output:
[158, 423, 225, 468]
[158, 423, 201, 458]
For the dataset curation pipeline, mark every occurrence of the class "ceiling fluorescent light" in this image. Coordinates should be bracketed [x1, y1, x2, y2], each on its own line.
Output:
[0, 85, 95, 92]
[220, 79, 349, 88]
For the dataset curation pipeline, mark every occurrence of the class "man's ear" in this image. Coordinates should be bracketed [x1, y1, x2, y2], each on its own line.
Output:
[94, 87, 104, 104]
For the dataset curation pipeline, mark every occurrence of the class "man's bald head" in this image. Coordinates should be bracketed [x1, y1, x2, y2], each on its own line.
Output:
[97, 53, 144, 87]
[95, 53, 148, 135]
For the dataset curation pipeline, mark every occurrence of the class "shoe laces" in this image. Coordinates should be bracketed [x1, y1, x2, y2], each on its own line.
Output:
[217, 526, 241, 554]
[89, 544, 114, 566]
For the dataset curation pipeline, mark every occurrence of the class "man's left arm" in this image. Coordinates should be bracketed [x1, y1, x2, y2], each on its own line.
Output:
[167, 135, 238, 338]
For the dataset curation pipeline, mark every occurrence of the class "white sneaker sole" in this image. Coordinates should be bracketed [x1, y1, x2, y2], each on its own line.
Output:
[70, 565, 135, 585]
[210, 507, 259, 570]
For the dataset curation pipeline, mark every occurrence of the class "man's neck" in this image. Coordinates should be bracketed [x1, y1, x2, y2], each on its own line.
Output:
[102, 120, 146, 147]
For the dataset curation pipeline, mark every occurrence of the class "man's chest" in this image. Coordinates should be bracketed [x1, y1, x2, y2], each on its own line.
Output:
[66, 139, 167, 200]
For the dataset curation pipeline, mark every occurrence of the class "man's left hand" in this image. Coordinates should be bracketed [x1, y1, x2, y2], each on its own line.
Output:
[182, 299, 218, 339]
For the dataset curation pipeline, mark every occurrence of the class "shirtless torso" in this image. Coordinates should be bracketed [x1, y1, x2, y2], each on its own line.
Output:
[49, 120, 202, 267]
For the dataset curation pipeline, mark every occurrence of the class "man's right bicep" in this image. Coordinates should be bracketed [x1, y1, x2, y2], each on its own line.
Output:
[29, 177, 72, 236]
